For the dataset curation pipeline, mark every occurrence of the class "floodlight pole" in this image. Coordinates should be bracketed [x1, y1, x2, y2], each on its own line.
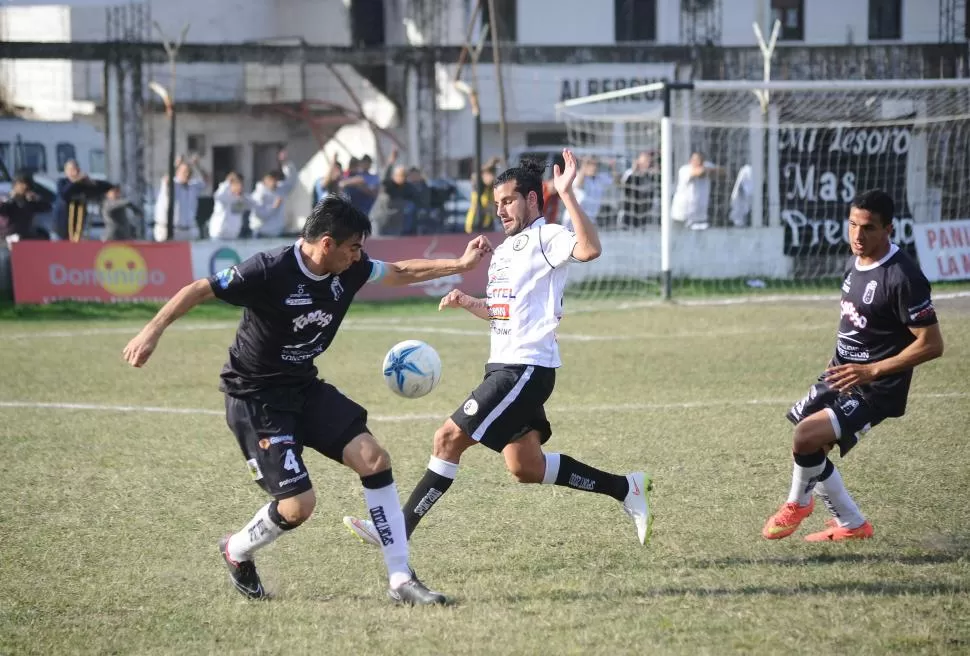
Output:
[454, 18, 489, 230]
[151, 22, 190, 241]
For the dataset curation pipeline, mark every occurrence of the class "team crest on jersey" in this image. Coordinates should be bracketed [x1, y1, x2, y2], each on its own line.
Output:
[215, 266, 242, 290]
[331, 276, 344, 301]
[862, 280, 878, 304]
[512, 234, 529, 251]
[842, 272, 852, 293]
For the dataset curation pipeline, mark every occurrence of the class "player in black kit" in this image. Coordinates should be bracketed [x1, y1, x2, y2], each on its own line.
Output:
[123, 195, 491, 604]
[762, 189, 944, 542]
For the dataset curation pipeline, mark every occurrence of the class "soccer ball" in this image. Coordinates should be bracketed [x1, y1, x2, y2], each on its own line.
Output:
[382, 340, 442, 399]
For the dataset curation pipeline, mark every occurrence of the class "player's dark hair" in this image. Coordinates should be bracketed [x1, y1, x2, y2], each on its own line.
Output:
[850, 189, 895, 227]
[494, 158, 546, 212]
[303, 193, 372, 244]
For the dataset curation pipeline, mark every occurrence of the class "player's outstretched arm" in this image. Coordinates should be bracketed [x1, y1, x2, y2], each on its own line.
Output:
[379, 235, 493, 286]
[439, 289, 489, 320]
[555, 148, 602, 262]
[826, 323, 944, 391]
[122, 279, 215, 368]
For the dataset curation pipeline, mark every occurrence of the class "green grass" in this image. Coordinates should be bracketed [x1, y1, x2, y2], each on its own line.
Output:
[1, 296, 969, 654]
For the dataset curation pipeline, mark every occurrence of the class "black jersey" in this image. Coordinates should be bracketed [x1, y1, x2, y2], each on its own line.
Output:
[208, 243, 378, 395]
[834, 244, 938, 416]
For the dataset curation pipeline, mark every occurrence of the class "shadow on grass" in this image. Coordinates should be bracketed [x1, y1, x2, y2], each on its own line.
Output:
[681, 550, 968, 569]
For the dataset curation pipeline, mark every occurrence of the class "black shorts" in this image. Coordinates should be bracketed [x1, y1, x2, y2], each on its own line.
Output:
[451, 364, 556, 452]
[225, 379, 369, 500]
[786, 378, 888, 457]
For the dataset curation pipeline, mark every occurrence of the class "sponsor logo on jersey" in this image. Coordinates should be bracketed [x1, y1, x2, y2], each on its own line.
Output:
[279, 472, 309, 488]
[330, 276, 344, 301]
[908, 298, 936, 322]
[285, 283, 313, 306]
[488, 303, 510, 320]
[215, 266, 242, 290]
[486, 286, 516, 300]
[840, 398, 860, 416]
[840, 300, 868, 329]
[258, 434, 296, 450]
[842, 272, 852, 293]
[512, 234, 529, 251]
[862, 280, 878, 304]
[463, 399, 479, 416]
[292, 310, 334, 332]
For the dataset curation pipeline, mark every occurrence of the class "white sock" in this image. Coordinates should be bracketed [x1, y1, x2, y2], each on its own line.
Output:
[364, 480, 411, 589]
[541, 452, 561, 485]
[226, 502, 286, 563]
[816, 463, 866, 529]
[786, 457, 826, 506]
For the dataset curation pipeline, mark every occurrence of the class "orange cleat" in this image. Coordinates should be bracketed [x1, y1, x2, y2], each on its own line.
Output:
[762, 498, 815, 539]
[804, 520, 873, 542]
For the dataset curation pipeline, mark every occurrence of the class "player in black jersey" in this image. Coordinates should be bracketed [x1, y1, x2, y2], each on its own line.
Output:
[762, 189, 944, 542]
[123, 195, 491, 605]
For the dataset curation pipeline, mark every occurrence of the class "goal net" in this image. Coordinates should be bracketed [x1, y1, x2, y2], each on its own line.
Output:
[555, 79, 970, 300]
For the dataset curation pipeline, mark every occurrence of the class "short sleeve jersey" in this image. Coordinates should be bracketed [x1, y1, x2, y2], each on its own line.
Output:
[835, 243, 938, 416]
[486, 218, 578, 368]
[207, 242, 381, 395]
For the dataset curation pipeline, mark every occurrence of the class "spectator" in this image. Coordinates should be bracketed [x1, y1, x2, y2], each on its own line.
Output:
[54, 159, 110, 241]
[313, 154, 342, 208]
[339, 155, 380, 214]
[729, 164, 754, 227]
[618, 151, 660, 229]
[0, 174, 51, 244]
[465, 157, 499, 233]
[153, 155, 209, 241]
[101, 185, 143, 240]
[209, 172, 257, 240]
[671, 151, 722, 230]
[561, 157, 615, 229]
[249, 149, 296, 238]
[369, 148, 419, 236]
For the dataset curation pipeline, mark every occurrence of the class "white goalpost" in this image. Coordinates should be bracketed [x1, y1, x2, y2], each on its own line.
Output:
[555, 73, 970, 301]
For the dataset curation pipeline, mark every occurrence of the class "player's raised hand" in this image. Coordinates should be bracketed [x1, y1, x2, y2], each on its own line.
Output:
[458, 235, 492, 269]
[469, 234, 493, 253]
[439, 289, 467, 311]
[824, 363, 876, 391]
[554, 148, 578, 196]
[123, 329, 160, 368]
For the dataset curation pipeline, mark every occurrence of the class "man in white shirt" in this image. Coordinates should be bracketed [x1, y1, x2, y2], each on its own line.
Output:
[153, 156, 209, 241]
[671, 151, 721, 230]
[250, 150, 297, 238]
[342, 150, 653, 557]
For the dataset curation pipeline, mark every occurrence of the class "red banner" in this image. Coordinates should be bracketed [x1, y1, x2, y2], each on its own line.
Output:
[356, 233, 491, 301]
[11, 241, 193, 304]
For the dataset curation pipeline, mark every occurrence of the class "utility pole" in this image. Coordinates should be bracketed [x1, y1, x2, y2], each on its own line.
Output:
[486, 0, 509, 163]
[150, 22, 189, 241]
[455, 1, 489, 229]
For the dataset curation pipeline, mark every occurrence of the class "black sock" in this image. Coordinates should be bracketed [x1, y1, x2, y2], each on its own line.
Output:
[555, 455, 629, 502]
[402, 456, 458, 538]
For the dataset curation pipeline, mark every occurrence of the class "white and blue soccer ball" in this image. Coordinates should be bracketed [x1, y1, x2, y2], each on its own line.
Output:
[382, 340, 442, 399]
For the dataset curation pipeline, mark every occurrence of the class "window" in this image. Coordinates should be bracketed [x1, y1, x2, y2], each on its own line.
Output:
[89, 149, 106, 176]
[481, 0, 516, 42]
[56, 143, 77, 171]
[869, 0, 901, 40]
[18, 142, 47, 175]
[187, 133, 206, 157]
[526, 131, 569, 147]
[615, 0, 657, 42]
[770, 0, 803, 41]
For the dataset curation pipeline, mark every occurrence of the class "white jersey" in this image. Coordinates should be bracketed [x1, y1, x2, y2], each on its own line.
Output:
[486, 218, 578, 368]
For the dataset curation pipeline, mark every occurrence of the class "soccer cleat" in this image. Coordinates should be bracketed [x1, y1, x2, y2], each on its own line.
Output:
[218, 534, 268, 600]
[762, 498, 815, 540]
[622, 471, 653, 545]
[804, 520, 874, 542]
[343, 515, 381, 547]
[388, 572, 448, 606]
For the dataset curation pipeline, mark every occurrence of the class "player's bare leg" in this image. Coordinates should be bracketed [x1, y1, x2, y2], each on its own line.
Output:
[764, 410, 870, 540]
[220, 489, 311, 600]
[341, 432, 447, 605]
[505, 432, 652, 545]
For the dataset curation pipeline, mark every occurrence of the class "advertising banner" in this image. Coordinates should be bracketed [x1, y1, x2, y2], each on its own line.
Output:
[913, 220, 970, 282]
[11, 241, 193, 304]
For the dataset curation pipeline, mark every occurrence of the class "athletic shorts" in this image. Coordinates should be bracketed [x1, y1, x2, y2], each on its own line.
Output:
[451, 363, 556, 452]
[224, 379, 369, 499]
[786, 378, 888, 457]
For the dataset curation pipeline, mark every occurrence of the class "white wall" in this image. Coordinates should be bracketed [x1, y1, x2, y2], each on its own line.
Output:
[0, 5, 74, 120]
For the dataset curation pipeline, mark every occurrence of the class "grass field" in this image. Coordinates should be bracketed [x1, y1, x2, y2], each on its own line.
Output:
[1, 294, 969, 655]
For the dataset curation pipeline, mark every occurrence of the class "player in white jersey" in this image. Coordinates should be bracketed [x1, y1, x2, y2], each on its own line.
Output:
[343, 150, 653, 556]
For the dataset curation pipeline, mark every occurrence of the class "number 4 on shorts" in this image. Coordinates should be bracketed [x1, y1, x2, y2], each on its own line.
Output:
[283, 448, 301, 474]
